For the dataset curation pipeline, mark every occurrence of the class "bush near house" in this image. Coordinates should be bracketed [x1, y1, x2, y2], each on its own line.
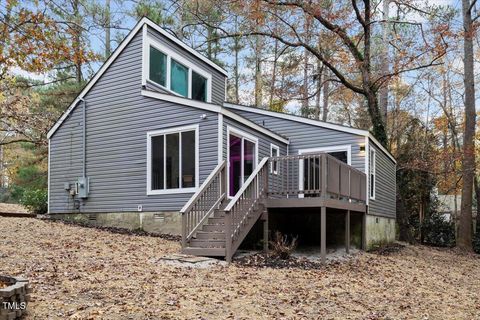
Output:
[20, 188, 48, 214]
[421, 213, 456, 247]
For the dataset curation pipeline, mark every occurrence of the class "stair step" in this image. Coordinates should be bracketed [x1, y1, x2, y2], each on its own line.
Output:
[202, 224, 225, 232]
[196, 231, 225, 240]
[213, 210, 225, 218]
[183, 247, 226, 256]
[208, 217, 225, 225]
[189, 239, 225, 248]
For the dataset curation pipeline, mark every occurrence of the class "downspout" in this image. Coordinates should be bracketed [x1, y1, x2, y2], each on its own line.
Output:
[80, 98, 86, 178]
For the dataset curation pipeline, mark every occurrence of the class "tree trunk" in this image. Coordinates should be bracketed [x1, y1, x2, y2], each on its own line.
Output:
[458, 0, 476, 251]
[474, 176, 480, 233]
[314, 61, 322, 120]
[378, 0, 390, 123]
[105, 0, 111, 58]
[73, 0, 82, 83]
[254, 34, 263, 107]
[322, 68, 329, 122]
[269, 38, 279, 109]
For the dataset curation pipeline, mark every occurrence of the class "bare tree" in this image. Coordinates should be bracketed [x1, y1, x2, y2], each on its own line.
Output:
[458, 0, 477, 251]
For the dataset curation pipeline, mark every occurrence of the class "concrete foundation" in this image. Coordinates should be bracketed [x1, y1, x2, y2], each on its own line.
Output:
[50, 211, 182, 235]
[365, 215, 396, 249]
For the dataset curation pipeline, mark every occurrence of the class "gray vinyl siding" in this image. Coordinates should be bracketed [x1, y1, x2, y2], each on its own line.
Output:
[368, 142, 396, 218]
[228, 109, 366, 172]
[145, 26, 226, 105]
[49, 29, 219, 214]
[222, 117, 288, 161]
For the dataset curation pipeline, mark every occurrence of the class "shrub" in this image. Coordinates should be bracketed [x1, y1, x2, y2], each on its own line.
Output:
[421, 213, 455, 247]
[269, 231, 298, 260]
[20, 189, 48, 214]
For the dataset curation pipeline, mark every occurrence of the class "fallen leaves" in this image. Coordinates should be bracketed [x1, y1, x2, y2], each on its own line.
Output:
[0, 217, 479, 319]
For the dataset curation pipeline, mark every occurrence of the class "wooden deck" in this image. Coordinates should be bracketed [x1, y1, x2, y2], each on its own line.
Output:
[181, 153, 367, 263]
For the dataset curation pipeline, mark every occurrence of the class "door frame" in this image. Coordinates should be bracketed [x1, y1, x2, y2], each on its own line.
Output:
[298, 145, 352, 198]
[226, 126, 259, 198]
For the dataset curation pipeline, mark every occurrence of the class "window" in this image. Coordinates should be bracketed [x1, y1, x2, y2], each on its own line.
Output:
[149, 46, 167, 87]
[370, 147, 376, 199]
[147, 126, 198, 194]
[270, 144, 280, 174]
[146, 39, 211, 102]
[170, 59, 188, 97]
[192, 71, 207, 102]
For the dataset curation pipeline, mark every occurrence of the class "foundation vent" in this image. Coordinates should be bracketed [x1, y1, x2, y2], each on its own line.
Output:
[88, 214, 97, 221]
[153, 213, 165, 222]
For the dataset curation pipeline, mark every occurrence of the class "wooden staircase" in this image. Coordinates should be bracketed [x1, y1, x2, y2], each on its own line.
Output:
[180, 158, 269, 261]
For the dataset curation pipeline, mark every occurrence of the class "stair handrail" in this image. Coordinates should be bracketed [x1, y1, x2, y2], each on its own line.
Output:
[180, 160, 226, 248]
[224, 157, 269, 212]
[224, 157, 269, 261]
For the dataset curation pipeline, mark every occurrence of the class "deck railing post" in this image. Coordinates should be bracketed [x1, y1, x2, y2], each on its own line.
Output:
[321, 154, 327, 200]
[181, 213, 186, 250]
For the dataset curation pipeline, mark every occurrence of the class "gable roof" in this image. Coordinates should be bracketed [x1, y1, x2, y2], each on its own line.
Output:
[141, 90, 289, 145]
[47, 17, 227, 139]
[224, 102, 396, 164]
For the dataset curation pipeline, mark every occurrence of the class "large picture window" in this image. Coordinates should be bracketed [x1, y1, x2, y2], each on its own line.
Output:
[146, 39, 211, 103]
[147, 125, 198, 195]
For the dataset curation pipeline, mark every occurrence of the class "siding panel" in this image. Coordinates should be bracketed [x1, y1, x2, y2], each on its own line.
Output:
[49, 29, 219, 213]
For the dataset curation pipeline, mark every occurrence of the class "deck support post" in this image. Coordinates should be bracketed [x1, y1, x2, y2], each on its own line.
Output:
[346, 210, 350, 254]
[262, 211, 269, 253]
[362, 212, 367, 250]
[321, 206, 326, 264]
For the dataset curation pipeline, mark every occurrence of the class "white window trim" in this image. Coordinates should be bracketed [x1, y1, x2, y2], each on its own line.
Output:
[297, 145, 352, 198]
[270, 143, 280, 174]
[146, 124, 199, 195]
[370, 147, 376, 200]
[144, 36, 212, 102]
[226, 126, 259, 198]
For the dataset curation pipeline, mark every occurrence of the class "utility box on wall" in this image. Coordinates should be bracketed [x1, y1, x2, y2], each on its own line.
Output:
[76, 177, 89, 199]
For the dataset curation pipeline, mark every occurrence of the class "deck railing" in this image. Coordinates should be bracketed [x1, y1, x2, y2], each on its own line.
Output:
[180, 161, 226, 249]
[224, 157, 269, 261]
[267, 153, 366, 202]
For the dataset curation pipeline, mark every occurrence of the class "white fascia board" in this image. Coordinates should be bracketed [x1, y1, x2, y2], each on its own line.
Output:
[224, 102, 396, 164]
[47, 18, 145, 139]
[143, 18, 228, 76]
[368, 134, 396, 164]
[141, 90, 289, 145]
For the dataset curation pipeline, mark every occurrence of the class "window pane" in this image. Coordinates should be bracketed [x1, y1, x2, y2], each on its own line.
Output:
[329, 151, 348, 163]
[166, 133, 180, 189]
[151, 135, 164, 190]
[244, 139, 255, 181]
[149, 46, 167, 86]
[192, 71, 207, 102]
[229, 135, 242, 196]
[181, 130, 196, 188]
[171, 59, 188, 97]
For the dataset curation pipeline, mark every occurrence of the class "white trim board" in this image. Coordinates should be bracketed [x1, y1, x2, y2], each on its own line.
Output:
[47, 17, 226, 140]
[146, 124, 199, 195]
[143, 34, 213, 102]
[298, 145, 352, 165]
[141, 90, 289, 145]
[223, 102, 396, 164]
[226, 125, 259, 198]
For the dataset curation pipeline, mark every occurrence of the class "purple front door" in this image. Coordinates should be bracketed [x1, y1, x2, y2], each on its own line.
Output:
[229, 134, 256, 197]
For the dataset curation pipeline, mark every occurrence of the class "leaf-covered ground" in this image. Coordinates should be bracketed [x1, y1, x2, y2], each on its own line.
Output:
[1, 217, 479, 319]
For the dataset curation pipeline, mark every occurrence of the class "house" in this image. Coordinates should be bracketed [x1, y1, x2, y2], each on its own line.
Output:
[47, 18, 396, 262]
